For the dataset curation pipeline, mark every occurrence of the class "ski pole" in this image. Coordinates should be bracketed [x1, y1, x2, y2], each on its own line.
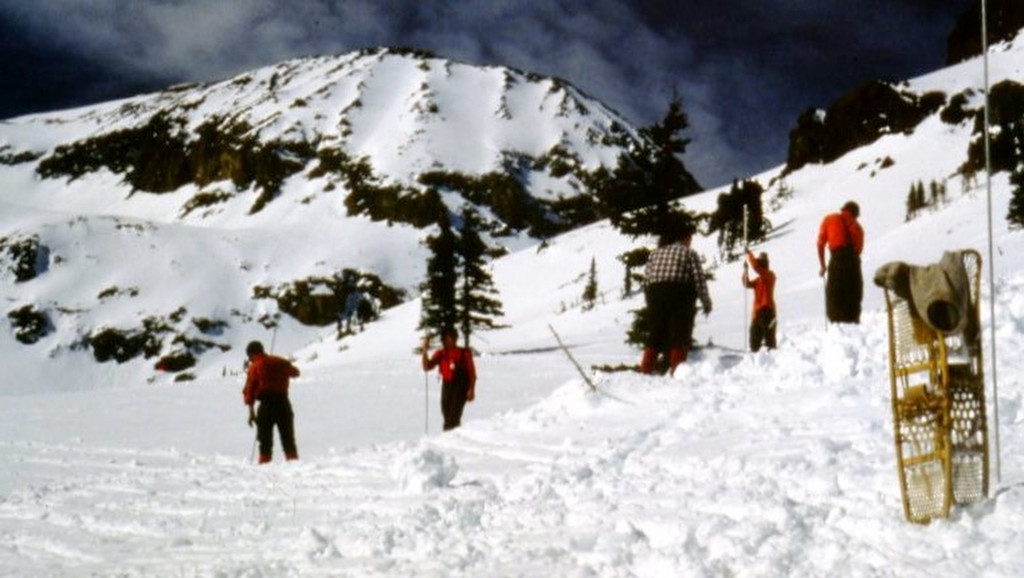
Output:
[823, 276, 829, 331]
[250, 431, 258, 464]
[424, 372, 429, 434]
[743, 260, 749, 351]
[743, 205, 749, 351]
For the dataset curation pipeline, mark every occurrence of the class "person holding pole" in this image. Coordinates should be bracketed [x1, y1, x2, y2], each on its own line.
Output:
[742, 249, 777, 351]
[421, 327, 476, 431]
[242, 340, 301, 464]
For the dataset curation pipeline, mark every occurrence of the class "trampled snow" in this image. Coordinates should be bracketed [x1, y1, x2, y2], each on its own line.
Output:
[2, 38, 1024, 577]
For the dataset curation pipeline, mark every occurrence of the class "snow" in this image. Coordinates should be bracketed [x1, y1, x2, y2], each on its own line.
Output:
[2, 38, 1024, 577]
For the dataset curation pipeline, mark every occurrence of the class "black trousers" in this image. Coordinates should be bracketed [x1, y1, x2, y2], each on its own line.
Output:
[749, 307, 777, 351]
[256, 394, 298, 459]
[441, 379, 469, 431]
[644, 282, 698, 351]
[826, 246, 863, 323]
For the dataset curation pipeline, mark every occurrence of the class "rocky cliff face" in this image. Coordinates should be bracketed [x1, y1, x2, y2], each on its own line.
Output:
[785, 10, 1024, 178]
[947, 0, 1024, 65]
[785, 81, 945, 173]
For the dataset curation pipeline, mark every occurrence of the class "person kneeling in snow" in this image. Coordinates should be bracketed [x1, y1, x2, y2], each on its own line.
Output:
[422, 328, 476, 431]
[243, 340, 301, 464]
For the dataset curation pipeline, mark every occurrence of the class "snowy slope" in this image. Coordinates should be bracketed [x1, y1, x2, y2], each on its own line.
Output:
[1, 34, 1024, 577]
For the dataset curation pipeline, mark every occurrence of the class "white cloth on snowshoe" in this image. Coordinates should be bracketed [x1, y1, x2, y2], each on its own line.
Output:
[873, 250, 971, 335]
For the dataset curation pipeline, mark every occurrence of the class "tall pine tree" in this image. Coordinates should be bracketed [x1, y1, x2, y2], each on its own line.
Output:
[455, 207, 506, 346]
[581, 257, 599, 311]
[1007, 127, 1024, 229]
[588, 96, 703, 347]
[419, 211, 460, 333]
[592, 95, 701, 238]
[1008, 162, 1024, 228]
[419, 206, 506, 348]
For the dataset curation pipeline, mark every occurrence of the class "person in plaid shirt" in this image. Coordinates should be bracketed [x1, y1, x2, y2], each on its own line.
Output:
[640, 215, 712, 375]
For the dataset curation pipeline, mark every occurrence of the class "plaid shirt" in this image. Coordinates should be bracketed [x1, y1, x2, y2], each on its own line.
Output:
[644, 242, 712, 310]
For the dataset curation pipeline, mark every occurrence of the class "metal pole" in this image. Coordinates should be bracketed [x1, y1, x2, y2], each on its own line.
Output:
[980, 0, 1002, 484]
[743, 205, 749, 350]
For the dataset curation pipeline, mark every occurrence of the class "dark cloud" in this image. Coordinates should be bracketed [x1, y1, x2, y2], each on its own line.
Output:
[0, 0, 973, 187]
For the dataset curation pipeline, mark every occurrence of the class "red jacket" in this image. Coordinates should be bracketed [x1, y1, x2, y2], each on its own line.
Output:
[817, 209, 864, 263]
[744, 251, 776, 318]
[243, 353, 300, 406]
[425, 347, 476, 387]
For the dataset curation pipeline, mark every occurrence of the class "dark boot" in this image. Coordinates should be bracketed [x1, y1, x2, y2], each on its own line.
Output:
[258, 454, 272, 464]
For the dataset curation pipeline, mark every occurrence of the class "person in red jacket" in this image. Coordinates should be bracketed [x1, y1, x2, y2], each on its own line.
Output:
[421, 327, 476, 431]
[817, 201, 864, 323]
[742, 249, 777, 351]
[242, 340, 300, 464]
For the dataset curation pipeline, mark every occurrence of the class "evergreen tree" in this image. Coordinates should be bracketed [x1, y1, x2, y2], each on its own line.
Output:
[930, 180, 946, 208]
[455, 207, 506, 346]
[585, 96, 702, 348]
[592, 96, 701, 238]
[736, 179, 767, 246]
[581, 257, 598, 311]
[905, 181, 928, 221]
[616, 247, 649, 297]
[905, 181, 918, 221]
[1007, 128, 1024, 229]
[419, 211, 460, 333]
[1008, 163, 1024, 228]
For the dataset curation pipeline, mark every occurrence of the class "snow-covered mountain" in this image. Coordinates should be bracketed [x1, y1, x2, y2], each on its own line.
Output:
[1, 30, 1024, 577]
[0, 46, 657, 388]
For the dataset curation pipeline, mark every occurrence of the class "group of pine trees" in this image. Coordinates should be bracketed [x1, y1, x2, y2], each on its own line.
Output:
[709, 179, 770, 261]
[905, 179, 948, 221]
[418, 206, 506, 347]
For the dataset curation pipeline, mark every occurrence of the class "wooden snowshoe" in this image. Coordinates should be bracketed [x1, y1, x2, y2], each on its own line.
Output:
[880, 249, 987, 523]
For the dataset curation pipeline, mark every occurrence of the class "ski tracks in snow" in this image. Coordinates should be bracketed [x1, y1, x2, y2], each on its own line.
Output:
[1, 313, 1022, 576]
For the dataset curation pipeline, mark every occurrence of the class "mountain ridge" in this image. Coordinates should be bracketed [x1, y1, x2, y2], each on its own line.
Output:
[1, 47, 642, 226]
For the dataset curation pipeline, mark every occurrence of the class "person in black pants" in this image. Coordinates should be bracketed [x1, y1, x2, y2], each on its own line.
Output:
[639, 215, 712, 376]
[242, 341, 301, 463]
[817, 201, 864, 323]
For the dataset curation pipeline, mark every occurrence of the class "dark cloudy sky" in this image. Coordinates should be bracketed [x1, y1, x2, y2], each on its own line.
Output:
[0, 0, 973, 188]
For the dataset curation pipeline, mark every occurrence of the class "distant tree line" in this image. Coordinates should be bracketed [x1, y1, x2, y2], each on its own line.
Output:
[904, 179, 948, 221]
